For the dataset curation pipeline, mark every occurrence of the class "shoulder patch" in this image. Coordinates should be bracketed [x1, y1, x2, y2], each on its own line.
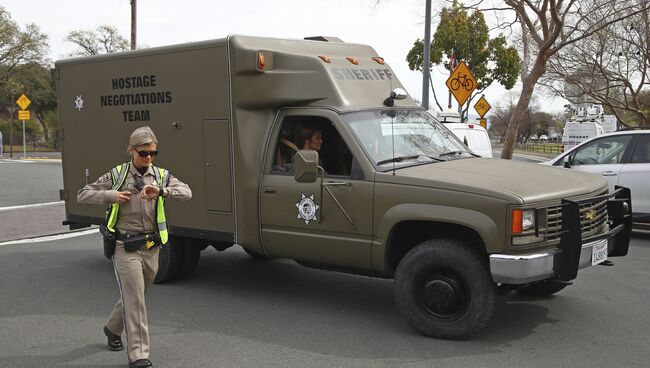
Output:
[98, 173, 111, 183]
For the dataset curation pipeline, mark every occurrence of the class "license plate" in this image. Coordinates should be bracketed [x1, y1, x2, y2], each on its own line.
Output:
[592, 241, 608, 265]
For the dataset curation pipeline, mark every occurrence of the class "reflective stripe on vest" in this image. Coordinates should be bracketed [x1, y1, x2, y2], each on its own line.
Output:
[152, 166, 169, 245]
[106, 163, 169, 245]
[106, 163, 130, 233]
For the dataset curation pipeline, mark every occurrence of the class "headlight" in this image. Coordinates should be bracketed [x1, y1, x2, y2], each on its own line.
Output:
[511, 209, 536, 233]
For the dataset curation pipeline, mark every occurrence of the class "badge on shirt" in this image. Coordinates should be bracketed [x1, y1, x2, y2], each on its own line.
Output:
[98, 173, 111, 183]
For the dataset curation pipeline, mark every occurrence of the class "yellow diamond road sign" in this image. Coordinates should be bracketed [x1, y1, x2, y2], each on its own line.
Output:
[16, 94, 31, 110]
[445, 61, 476, 106]
[474, 96, 491, 117]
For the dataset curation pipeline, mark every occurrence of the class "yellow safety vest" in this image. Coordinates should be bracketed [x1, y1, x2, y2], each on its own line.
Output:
[105, 162, 169, 245]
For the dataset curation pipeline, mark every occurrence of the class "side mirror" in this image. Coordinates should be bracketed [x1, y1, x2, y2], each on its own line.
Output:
[294, 150, 319, 183]
[563, 155, 572, 168]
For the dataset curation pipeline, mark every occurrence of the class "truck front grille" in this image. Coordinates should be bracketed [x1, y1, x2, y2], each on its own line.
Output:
[545, 190, 609, 242]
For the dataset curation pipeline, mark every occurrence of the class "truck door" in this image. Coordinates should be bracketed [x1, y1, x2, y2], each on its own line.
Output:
[259, 109, 373, 270]
[565, 134, 634, 193]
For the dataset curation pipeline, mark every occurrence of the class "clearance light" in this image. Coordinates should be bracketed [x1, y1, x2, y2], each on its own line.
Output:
[257, 52, 266, 71]
[371, 57, 385, 64]
[319, 55, 331, 63]
[512, 209, 523, 233]
[346, 56, 359, 65]
[468, 124, 474, 129]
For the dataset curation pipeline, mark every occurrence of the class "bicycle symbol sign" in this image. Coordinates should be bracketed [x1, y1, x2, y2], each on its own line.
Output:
[445, 61, 476, 106]
[473, 95, 491, 117]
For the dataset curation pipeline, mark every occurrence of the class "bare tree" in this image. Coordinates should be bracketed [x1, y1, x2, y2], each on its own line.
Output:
[542, 8, 649, 126]
[0, 6, 49, 82]
[65, 25, 129, 56]
[465, 0, 650, 158]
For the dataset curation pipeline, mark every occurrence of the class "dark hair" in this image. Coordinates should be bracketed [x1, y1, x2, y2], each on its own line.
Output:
[297, 123, 322, 149]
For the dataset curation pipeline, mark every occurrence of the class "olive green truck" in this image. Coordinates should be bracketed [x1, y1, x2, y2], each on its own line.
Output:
[56, 35, 632, 339]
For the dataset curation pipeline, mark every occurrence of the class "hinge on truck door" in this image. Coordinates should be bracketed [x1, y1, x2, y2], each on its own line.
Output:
[59, 189, 68, 201]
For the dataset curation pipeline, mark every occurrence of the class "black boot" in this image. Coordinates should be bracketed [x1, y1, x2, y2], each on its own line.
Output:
[129, 359, 153, 368]
[103, 326, 123, 351]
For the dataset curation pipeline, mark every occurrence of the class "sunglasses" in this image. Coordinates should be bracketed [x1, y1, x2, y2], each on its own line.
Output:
[135, 148, 158, 158]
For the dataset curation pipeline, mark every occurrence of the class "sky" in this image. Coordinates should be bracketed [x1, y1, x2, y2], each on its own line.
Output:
[2, 0, 565, 115]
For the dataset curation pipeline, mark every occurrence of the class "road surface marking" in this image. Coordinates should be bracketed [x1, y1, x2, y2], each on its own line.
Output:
[0, 201, 64, 212]
[0, 229, 99, 246]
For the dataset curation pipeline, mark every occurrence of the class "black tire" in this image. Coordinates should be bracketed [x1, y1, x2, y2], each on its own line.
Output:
[154, 235, 185, 284]
[394, 239, 496, 340]
[179, 238, 202, 279]
[515, 280, 569, 297]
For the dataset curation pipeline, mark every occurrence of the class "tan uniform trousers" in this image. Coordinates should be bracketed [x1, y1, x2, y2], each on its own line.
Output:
[106, 240, 160, 362]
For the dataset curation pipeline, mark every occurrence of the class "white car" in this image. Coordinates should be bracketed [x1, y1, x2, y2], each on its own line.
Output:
[442, 122, 493, 157]
[544, 129, 650, 223]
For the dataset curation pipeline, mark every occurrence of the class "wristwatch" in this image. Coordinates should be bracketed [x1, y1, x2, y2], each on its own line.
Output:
[158, 186, 165, 198]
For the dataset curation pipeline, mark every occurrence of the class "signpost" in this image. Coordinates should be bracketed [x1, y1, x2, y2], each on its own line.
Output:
[473, 95, 491, 129]
[473, 95, 491, 117]
[16, 94, 31, 159]
[445, 61, 477, 107]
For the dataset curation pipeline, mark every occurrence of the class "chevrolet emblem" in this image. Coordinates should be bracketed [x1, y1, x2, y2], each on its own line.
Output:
[585, 209, 597, 221]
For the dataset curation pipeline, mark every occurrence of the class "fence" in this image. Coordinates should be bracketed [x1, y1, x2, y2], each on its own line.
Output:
[519, 142, 564, 154]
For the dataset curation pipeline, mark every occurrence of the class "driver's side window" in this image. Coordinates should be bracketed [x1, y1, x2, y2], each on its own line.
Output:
[271, 115, 360, 178]
[571, 135, 631, 166]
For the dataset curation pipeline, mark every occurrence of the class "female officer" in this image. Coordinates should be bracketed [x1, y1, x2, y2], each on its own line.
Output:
[77, 126, 191, 368]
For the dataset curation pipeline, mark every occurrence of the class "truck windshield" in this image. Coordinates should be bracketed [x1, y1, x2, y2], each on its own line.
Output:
[342, 109, 473, 169]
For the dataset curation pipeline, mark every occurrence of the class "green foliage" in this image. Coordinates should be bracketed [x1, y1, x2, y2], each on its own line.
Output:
[406, 1, 520, 91]
[0, 6, 49, 82]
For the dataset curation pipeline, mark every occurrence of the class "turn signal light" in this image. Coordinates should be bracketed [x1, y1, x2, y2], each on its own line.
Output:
[371, 57, 385, 64]
[346, 56, 359, 65]
[319, 55, 331, 63]
[512, 209, 523, 233]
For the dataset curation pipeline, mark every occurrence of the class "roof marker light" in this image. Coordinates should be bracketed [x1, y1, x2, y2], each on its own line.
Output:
[319, 55, 331, 63]
[346, 56, 359, 65]
[371, 57, 385, 65]
[257, 52, 265, 71]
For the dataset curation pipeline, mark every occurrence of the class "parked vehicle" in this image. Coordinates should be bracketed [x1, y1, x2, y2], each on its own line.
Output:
[436, 110, 493, 157]
[561, 121, 604, 151]
[56, 35, 631, 340]
[545, 129, 650, 223]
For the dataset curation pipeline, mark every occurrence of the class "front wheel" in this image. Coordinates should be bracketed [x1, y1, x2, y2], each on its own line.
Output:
[394, 239, 496, 340]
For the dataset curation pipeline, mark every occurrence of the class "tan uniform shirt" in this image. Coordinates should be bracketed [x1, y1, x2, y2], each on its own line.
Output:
[77, 163, 192, 233]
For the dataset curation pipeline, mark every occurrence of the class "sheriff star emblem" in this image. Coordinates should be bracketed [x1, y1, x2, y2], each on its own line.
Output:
[74, 95, 84, 111]
[295, 193, 319, 225]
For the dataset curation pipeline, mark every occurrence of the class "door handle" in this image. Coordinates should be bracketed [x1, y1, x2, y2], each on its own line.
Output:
[262, 186, 277, 195]
[601, 171, 617, 176]
[324, 181, 351, 187]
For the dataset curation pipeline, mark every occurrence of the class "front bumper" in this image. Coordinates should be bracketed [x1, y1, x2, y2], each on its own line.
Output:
[490, 186, 632, 285]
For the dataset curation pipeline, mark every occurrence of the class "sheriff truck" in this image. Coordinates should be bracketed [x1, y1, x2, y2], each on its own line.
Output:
[56, 35, 632, 339]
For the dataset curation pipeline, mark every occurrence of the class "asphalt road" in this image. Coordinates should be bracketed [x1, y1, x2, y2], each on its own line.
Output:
[1, 231, 649, 367]
[2, 156, 650, 367]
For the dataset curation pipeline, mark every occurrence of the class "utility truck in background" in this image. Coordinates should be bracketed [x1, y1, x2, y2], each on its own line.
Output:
[562, 103, 618, 151]
[56, 35, 631, 340]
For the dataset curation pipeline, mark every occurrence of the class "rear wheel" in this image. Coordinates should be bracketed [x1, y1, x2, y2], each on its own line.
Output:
[515, 280, 569, 297]
[154, 235, 185, 284]
[394, 239, 496, 340]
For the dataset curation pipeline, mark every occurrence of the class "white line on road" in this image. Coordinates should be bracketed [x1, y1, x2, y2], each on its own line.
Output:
[0, 201, 64, 212]
[0, 228, 99, 246]
[0, 159, 36, 163]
